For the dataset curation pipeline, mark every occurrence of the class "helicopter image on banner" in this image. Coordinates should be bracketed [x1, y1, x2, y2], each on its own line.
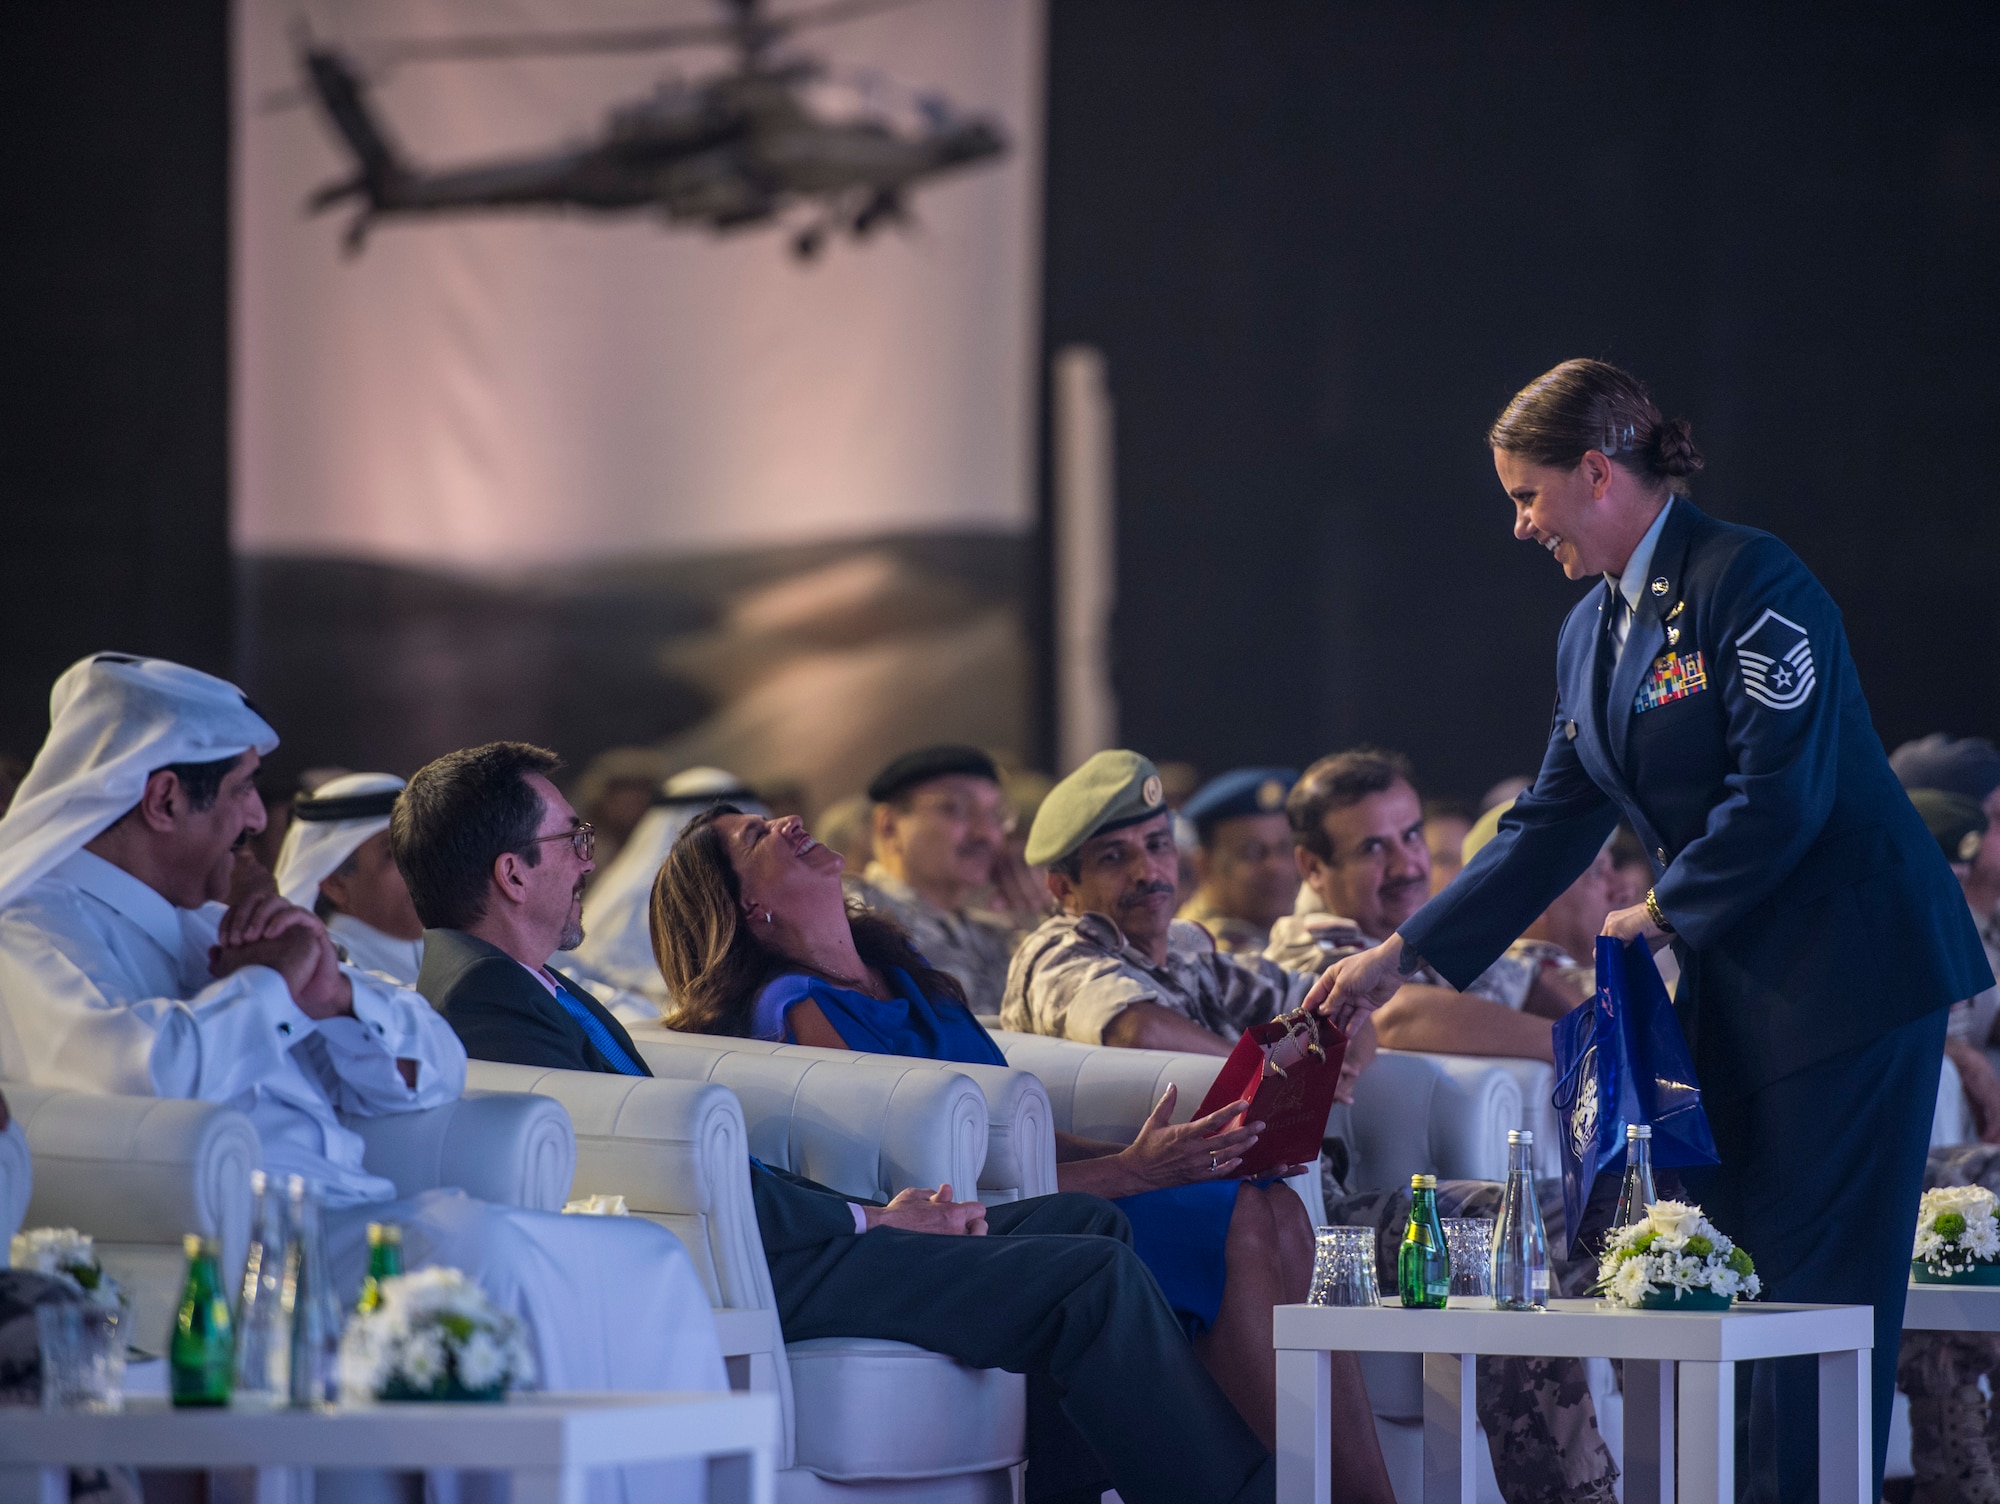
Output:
[295, 0, 1009, 258]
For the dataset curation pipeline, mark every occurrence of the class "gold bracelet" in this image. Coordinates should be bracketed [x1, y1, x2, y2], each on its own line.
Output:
[1644, 888, 1675, 935]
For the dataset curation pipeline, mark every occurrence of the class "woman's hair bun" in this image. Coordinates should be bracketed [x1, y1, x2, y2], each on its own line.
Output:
[1651, 417, 1705, 478]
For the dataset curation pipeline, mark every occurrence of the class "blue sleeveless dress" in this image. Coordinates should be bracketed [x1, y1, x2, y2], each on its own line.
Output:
[751, 967, 1239, 1337]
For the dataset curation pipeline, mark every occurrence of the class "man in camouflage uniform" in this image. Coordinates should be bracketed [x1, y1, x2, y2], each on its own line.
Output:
[843, 746, 1037, 1018]
[1001, 750, 1313, 1053]
[1175, 767, 1301, 957]
[1266, 749, 1579, 1059]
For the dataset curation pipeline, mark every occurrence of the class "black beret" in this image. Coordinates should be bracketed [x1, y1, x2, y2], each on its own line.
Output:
[867, 745, 1001, 804]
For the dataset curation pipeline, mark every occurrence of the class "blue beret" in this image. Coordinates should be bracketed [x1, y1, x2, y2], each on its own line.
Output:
[1890, 734, 2000, 804]
[1181, 768, 1298, 836]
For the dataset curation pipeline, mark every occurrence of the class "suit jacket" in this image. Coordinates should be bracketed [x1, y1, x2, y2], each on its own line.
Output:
[417, 929, 882, 1280]
[416, 927, 652, 1077]
[1402, 499, 1991, 1096]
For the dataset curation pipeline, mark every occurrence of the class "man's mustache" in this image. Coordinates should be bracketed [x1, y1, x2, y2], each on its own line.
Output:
[1380, 874, 1426, 900]
[1117, 881, 1176, 907]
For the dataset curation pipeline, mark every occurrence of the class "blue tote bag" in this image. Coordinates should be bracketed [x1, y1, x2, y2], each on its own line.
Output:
[1550, 936, 1719, 1254]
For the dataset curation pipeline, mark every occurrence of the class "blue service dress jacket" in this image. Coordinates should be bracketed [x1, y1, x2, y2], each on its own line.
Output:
[1400, 499, 1992, 1098]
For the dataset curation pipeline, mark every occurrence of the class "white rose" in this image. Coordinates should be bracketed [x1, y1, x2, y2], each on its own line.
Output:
[1647, 1201, 1705, 1243]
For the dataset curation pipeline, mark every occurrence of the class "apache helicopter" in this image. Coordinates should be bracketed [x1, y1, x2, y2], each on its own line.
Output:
[295, 0, 1008, 258]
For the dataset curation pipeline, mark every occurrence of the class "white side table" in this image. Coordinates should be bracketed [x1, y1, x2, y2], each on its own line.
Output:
[1904, 1280, 2000, 1334]
[0, 1391, 778, 1504]
[1274, 1297, 1873, 1504]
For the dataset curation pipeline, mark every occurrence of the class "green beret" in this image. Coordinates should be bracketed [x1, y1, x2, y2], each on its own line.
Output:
[1025, 750, 1169, 867]
[1909, 788, 1989, 866]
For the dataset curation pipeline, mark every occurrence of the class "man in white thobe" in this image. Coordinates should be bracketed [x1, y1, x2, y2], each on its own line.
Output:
[0, 656, 724, 1497]
[273, 772, 426, 986]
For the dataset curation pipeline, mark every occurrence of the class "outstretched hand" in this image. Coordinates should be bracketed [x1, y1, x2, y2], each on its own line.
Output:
[866, 1184, 989, 1237]
[1305, 937, 1406, 1028]
[1601, 902, 1671, 951]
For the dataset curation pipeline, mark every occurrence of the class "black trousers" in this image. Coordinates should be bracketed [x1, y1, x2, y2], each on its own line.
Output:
[768, 1192, 1273, 1504]
[1684, 1006, 1947, 1504]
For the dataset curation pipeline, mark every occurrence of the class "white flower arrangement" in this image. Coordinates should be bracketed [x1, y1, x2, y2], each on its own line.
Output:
[1913, 1185, 2000, 1279]
[10, 1228, 126, 1312]
[337, 1267, 535, 1403]
[1596, 1200, 1762, 1309]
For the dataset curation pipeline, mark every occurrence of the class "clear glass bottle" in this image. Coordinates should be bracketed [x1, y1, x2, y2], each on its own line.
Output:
[232, 1170, 291, 1407]
[1491, 1129, 1550, 1311]
[1612, 1124, 1656, 1234]
[1397, 1174, 1450, 1309]
[357, 1223, 403, 1315]
[283, 1176, 343, 1408]
[170, 1235, 234, 1408]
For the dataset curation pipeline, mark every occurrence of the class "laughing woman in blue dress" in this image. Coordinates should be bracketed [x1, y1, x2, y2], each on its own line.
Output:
[652, 804, 1395, 1503]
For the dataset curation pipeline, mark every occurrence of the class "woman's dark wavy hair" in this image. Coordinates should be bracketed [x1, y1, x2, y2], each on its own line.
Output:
[1489, 358, 1704, 493]
[651, 803, 970, 1037]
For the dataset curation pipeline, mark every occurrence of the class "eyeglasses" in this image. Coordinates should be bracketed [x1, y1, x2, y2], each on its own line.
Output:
[522, 822, 595, 861]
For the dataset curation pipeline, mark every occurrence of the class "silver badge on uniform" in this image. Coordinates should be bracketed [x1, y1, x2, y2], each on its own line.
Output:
[1735, 608, 1816, 711]
[1651, 577, 1669, 597]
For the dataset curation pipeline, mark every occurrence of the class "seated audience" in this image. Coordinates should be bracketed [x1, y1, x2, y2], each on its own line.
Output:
[564, 766, 764, 1007]
[1455, 798, 1611, 1004]
[811, 791, 875, 872]
[654, 799, 1393, 1500]
[1907, 791, 2000, 1141]
[569, 745, 675, 869]
[1421, 797, 1476, 894]
[399, 741, 1279, 1504]
[273, 772, 424, 986]
[1175, 768, 1300, 956]
[0, 656, 725, 1472]
[842, 746, 1042, 1018]
[1002, 751, 1318, 1058]
[1893, 733, 2000, 828]
[1266, 749, 1572, 1061]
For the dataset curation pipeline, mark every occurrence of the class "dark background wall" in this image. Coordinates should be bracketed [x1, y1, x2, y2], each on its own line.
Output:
[0, 1, 232, 764]
[5, 5, 1999, 808]
[1043, 2, 2000, 800]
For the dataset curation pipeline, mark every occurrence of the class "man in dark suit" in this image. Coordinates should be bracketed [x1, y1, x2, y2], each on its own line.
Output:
[1319, 361, 1994, 1504]
[393, 741, 1274, 1504]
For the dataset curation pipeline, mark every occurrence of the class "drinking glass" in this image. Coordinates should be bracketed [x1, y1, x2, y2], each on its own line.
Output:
[1442, 1218, 1495, 1298]
[36, 1303, 124, 1412]
[1307, 1227, 1380, 1307]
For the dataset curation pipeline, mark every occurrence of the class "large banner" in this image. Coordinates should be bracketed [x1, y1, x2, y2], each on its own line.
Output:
[233, 0, 1042, 806]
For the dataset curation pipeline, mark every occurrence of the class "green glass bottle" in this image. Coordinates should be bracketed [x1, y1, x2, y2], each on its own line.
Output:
[1398, 1174, 1451, 1309]
[170, 1234, 234, 1407]
[357, 1222, 403, 1314]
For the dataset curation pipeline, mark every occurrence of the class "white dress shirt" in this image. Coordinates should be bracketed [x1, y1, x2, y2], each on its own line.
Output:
[0, 849, 466, 1206]
[1607, 497, 1677, 660]
[326, 912, 424, 989]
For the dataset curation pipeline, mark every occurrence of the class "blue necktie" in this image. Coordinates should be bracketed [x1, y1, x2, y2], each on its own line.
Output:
[549, 980, 646, 1076]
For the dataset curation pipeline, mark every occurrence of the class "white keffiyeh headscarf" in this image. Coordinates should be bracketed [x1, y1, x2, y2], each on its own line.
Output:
[273, 772, 406, 908]
[0, 654, 279, 910]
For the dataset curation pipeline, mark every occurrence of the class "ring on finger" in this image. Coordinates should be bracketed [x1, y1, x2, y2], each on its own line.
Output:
[1209, 1155, 1219, 1172]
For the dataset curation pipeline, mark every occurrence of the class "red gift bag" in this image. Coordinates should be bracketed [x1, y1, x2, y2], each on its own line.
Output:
[1193, 1008, 1348, 1177]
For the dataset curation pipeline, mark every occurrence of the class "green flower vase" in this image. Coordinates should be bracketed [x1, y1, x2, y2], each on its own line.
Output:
[1637, 1286, 1733, 1312]
[379, 1376, 509, 1403]
[1911, 1258, 2000, 1286]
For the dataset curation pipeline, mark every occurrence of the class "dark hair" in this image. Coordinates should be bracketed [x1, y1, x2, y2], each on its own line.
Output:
[1287, 748, 1418, 862]
[156, 754, 242, 813]
[652, 804, 970, 1037]
[392, 742, 562, 931]
[1488, 359, 1704, 492]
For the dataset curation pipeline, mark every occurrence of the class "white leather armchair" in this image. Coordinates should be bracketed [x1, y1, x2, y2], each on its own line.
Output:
[625, 1023, 1058, 1201]
[465, 1057, 1025, 1504]
[0, 1084, 572, 1346]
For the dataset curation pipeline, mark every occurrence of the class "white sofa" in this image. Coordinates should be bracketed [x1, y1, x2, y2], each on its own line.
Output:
[466, 1054, 1025, 1504]
[2, 1084, 572, 1348]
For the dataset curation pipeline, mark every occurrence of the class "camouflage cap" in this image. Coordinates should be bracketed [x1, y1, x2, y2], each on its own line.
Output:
[1025, 749, 1170, 867]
